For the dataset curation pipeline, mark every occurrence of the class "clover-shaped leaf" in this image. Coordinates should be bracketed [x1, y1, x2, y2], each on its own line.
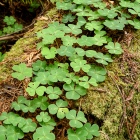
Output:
[33, 126, 55, 140]
[70, 58, 91, 72]
[78, 123, 100, 139]
[63, 82, 87, 100]
[94, 53, 113, 65]
[34, 71, 51, 85]
[13, 23, 23, 32]
[26, 82, 47, 96]
[88, 11, 100, 20]
[136, 0, 140, 3]
[73, 5, 88, 16]
[33, 96, 49, 110]
[85, 21, 103, 31]
[46, 86, 62, 100]
[11, 96, 39, 113]
[37, 26, 64, 44]
[12, 63, 32, 80]
[23, 100, 37, 113]
[57, 45, 75, 57]
[11, 96, 29, 112]
[69, 54, 83, 62]
[104, 17, 127, 30]
[66, 110, 87, 128]
[85, 50, 97, 57]
[36, 42, 47, 50]
[105, 42, 123, 54]
[128, 19, 140, 29]
[92, 34, 107, 46]
[67, 128, 87, 140]
[77, 16, 86, 26]
[56, 1, 73, 10]
[1, 112, 25, 127]
[128, 2, 140, 16]
[77, 35, 95, 46]
[3, 16, 16, 25]
[1, 112, 23, 127]
[32, 60, 47, 72]
[48, 21, 60, 29]
[79, 76, 98, 89]
[39, 118, 56, 130]
[41, 47, 57, 59]
[98, 8, 118, 18]
[62, 35, 77, 46]
[48, 99, 69, 119]
[0, 125, 7, 140]
[48, 68, 68, 82]
[20, 118, 37, 133]
[73, 5, 91, 16]
[3, 26, 14, 34]
[119, 0, 132, 7]
[94, 30, 106, 36]
[68, 24, 82, 35]
[93, 1, 106, 9]
[75, 48, 85, 56]
[63, 73, 79, 84]
[87, 65, 107, 82]
[6, 125, 24, 140]
[43, 25, 65, 38]
[0, 112, 16, 124]
[42, 35, 56, 44]
[128, 2, 140, 15]
[62, 13, 76, 23]
[36, 112, 51, 123]
[73, 0, 89, 5]
[0, 112, 37, 133]
[57, 108, 69, 119]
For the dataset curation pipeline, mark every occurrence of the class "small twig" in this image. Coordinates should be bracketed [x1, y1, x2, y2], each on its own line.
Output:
[0, 33, 25, 41]
[125, 81, 139, 101]
[0, 2, 4, 6]
[131, 120, 137, 140]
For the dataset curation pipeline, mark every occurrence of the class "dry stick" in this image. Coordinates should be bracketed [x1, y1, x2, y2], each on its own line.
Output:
[0, 33, 25, 41]
[129, 105, 137, 140]
[131, 120, 137, 140]
[108, 73, 127, 134]
[125, 81, 139, 101]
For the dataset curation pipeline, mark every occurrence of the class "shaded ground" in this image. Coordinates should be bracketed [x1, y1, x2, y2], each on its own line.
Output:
[0, 0, 42, 54]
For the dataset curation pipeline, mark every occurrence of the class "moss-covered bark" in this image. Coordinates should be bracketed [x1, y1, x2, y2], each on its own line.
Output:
[81, 32, 140, 139]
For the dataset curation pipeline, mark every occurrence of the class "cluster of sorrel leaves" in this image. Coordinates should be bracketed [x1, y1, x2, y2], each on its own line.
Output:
[1, 0, 140, 139]
[0, 16, 23, 62]
[0, 16, 23, 36]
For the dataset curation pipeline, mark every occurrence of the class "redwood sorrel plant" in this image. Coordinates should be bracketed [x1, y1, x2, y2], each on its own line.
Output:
[1, 0, 140, 139]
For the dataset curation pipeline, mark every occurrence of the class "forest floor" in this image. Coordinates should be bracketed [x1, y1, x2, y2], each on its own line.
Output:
[0, 1, 140, 140]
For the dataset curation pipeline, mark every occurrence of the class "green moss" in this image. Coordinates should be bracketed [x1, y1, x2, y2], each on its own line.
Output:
[81, 30, 140, 140]
[81, 62, 124, 139]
